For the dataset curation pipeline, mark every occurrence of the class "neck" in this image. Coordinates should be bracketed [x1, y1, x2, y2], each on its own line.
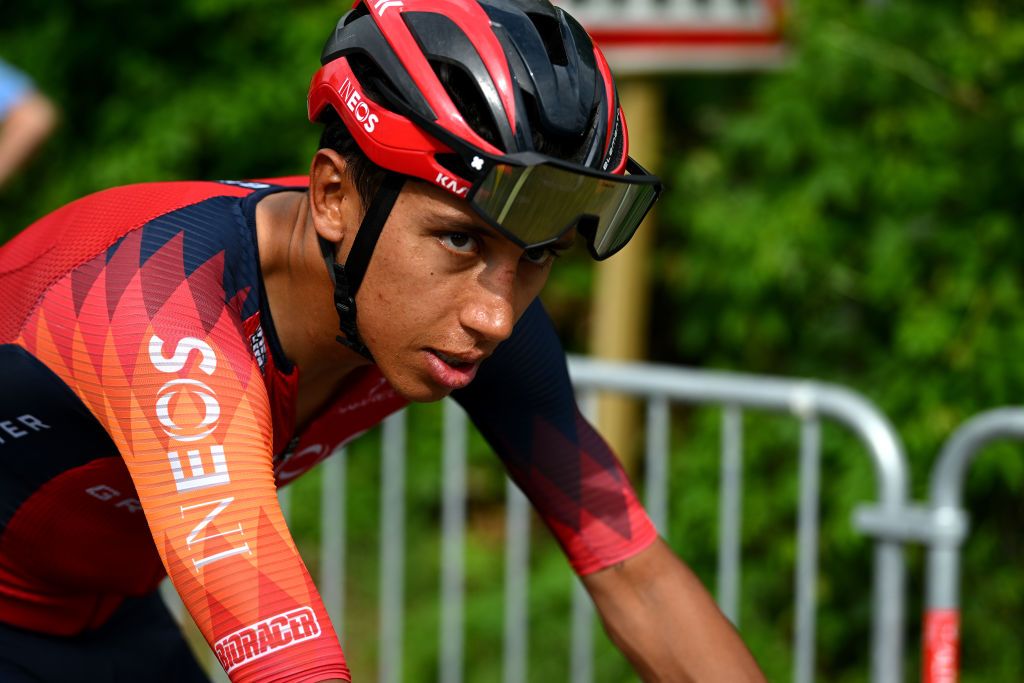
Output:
[255, 190, 370, 387]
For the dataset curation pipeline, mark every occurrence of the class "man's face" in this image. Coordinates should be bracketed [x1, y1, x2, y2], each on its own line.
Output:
[353, 180, 568, 402]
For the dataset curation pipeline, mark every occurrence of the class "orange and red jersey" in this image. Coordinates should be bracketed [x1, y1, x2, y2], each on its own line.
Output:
[0, 180, 657, 681]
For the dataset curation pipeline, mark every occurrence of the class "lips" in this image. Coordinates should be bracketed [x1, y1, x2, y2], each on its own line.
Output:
[424, 348, 483, 390]
[432, 350, 478, 368]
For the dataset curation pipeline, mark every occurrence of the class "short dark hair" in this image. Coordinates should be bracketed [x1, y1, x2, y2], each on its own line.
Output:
[317, 107, 389, 210]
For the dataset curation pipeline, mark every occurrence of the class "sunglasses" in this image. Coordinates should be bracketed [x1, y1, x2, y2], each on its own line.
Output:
[465, 152, 662, 260]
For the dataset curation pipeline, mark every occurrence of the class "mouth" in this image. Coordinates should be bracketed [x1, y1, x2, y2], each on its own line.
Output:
[432, 349, 481, 368]
[423, 348, 484, 390]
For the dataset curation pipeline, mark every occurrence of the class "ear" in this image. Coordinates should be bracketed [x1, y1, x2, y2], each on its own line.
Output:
[309, 148, 361, 246]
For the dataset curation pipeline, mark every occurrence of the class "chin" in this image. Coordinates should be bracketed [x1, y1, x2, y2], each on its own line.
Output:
[378, 363, 452, 403]
[394, 381, 451, 403]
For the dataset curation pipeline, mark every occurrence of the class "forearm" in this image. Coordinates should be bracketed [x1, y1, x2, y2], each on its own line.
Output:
[583, 538, 765, 683]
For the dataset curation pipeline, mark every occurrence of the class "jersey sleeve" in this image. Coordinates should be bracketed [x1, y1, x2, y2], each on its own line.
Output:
[452, 299, 658, 575]
[16, 227, 349, 682]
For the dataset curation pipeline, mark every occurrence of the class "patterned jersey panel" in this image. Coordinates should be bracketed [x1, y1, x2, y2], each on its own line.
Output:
[453, 299, 658, 576]
[0, 345, 167, 635]
[4, 184, 349, 682]
[0, 182, 253, 344]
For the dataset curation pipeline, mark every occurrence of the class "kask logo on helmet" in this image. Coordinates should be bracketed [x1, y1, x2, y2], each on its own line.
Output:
[338, 77, 379, 134]
[435, 172, 469, 197]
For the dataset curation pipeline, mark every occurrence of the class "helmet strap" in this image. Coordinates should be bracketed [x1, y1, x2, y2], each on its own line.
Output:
[319, 172, 406, 361]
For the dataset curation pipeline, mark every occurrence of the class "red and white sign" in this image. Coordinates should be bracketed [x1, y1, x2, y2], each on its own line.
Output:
[553, 0, 786, 73]
[923, 609, 959, 683]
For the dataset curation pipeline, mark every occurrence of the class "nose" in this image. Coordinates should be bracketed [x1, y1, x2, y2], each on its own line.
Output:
[459, 274, 516, 345]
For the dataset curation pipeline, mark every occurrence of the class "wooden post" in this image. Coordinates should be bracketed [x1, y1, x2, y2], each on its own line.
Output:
[588, 77, 663, 474]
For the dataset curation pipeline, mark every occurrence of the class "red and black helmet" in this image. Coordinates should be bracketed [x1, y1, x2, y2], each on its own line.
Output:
[308, 0, 662, 360]
[308, 0, 630, 195]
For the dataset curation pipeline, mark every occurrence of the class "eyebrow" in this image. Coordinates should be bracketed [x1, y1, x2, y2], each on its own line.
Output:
[430, 216, 576, 251]
[427, 215, 492, 235]
[429, 218, 506, 246]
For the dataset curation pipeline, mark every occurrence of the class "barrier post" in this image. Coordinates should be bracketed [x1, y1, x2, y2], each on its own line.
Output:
[923, 408, 1024, 683]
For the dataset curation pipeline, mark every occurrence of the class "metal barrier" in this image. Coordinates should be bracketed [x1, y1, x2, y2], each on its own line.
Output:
[566, 357, 910, 683]
[856, 407, 1024, 683]
[922, 408, 1024, 683]
[165, 357, 915, 683]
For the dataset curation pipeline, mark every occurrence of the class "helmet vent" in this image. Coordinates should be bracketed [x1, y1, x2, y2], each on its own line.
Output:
[344, 3, 369, 26]
[348, 53, 392, 106]
[520, 89, 589, 163]
[429, 59, 504, 151]
[526, 12, 568, 67]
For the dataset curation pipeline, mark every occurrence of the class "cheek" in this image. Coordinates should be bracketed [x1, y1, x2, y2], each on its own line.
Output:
[359, 253, 418, 341]
[356, 245, 465, 402]
[358, 241, 457, 347]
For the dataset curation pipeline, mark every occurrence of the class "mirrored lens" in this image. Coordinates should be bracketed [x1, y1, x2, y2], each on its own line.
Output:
[472, 162, 659, 258]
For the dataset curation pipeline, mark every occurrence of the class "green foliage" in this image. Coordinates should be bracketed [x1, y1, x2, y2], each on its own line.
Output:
[0, 0, 334, 235]
[647, 1, 1024, 679]
[2, 0, 1022, 680]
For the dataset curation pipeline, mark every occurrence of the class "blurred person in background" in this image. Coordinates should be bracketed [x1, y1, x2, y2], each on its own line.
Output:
[0, 58, 56, 190]
[0, 1, 765, 681]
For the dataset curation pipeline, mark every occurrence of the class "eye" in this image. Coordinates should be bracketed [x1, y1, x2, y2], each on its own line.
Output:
[523, 246, 559, 267]
[440, 232, 478, 254]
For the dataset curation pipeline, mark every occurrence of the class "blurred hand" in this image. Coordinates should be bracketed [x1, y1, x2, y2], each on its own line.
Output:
[0, 91, 57, 189]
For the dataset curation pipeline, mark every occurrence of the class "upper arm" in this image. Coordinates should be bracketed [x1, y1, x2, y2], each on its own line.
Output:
[17, 226, 348, 681]
[453, 299, 657, 575]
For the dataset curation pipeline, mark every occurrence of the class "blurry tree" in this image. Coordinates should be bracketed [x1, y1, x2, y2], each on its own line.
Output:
[638, 0, 1024, 680]
[0, 0, 336, 235]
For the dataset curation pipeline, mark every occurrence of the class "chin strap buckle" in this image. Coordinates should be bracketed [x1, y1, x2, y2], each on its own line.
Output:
[330, 261, 374, 361]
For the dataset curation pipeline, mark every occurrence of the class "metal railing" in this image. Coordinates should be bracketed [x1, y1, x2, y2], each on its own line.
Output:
[566, 357, 909, 683]
[922, 408, 1024, 683]
[855, 407, 1024, 683]
[166, 357, 920, 683]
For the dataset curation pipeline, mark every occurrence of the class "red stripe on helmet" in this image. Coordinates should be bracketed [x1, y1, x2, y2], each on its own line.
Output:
[358, 0, 504, 156]
[438, 0, 518, 134]
[308, 59, 474, 198]
[592, 45, 628, 174]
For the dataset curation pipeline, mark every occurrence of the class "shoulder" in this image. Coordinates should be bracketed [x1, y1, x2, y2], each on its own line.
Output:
[486, 298, 567, 374]
[9, 180, 252, 245]
[0, 180, 274, 343]
[454, 298, 573, 411]
[2, 180, 262, 289]
[51, 180, 256, 221]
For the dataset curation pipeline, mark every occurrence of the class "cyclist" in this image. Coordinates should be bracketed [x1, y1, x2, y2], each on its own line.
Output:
[0, 1, 765, 681]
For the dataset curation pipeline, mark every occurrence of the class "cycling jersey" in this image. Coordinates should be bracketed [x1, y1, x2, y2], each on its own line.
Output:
[0, 591, 209, 682]
[0, 179, 657, 682]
